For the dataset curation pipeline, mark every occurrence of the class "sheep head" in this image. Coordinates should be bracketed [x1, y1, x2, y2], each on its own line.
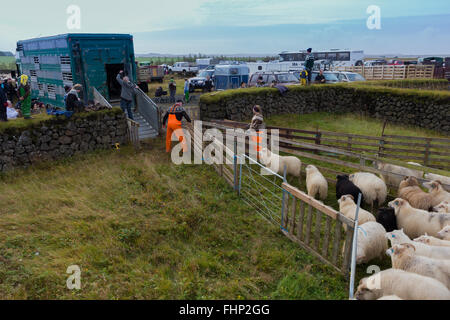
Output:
[355, 277, 382, 300]
[338, 195, 355, 206]
[385, 229, 409, 245]
[392, 243, 416, 257]
[336, 174, 350, 181]
[414, 235, 432, 245]
[388, 198, 414, 215]
[399, 176, 420, 189]
[423, 180, 444, 193]
[437, 226, 450, 240]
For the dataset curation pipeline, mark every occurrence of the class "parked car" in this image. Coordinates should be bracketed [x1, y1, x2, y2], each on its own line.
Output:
[364, 59, 387, 67]
[310, 71, 340, 84]
[248, 72, 299, 87]
[188, 70, 215, 92]
[168, 62, 198, 75]
[331, 71, 366, 82]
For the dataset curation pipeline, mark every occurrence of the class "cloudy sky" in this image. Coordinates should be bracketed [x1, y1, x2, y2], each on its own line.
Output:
[1, 0, 449, 54]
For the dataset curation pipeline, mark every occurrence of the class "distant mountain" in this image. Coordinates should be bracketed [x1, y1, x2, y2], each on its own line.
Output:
[0, 51, 13, 57]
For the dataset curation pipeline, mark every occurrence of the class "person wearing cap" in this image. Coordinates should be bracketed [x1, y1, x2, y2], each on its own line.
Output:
[0, 80, 7, 121]
[304, 48, 315, 84]
[17, 75, 31, 119]
[168, 78, 177, 103]
[116, 71, 138, 120]
[162, 100, 192, 153]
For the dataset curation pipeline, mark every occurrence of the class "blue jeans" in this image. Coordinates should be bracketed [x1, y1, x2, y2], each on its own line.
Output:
[120, 99, 134, 120]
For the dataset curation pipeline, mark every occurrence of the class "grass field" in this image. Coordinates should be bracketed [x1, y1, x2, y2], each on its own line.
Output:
[266, 112, 446, 139]
[0, 139, 348, 300]
[0, 56, 15, 71]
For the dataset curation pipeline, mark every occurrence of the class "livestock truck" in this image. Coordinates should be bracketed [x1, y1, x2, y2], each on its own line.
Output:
[16, 33, 137, 108]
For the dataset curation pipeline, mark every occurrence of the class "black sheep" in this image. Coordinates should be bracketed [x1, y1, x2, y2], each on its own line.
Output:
[336, 175, 365, 204]
[376, 207, 398, 232]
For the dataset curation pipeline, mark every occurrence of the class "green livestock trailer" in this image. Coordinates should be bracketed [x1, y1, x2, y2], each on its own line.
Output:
[16, 33, 137, 108]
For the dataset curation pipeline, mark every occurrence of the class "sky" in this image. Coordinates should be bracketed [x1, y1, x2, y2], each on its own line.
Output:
[1, 0, 450, 55]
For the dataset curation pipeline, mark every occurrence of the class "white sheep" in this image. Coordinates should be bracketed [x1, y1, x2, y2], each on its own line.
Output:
[414, 234, 450, 248]
[377, 162, 423, 189]
[305, 165, 328, 200]
[259, 148, 302, 184]
[354, 222, 388, 264]
[388, 198, 450, 238]
[423, 181, 450, 207]
[355, 268, 450, 300]
[338, 195, 376, 231]
[387, 243, 450, 290]
[438, 226, 450, 241]
[425, 173, 450, 192]
[377, 295, 403, 300]
[349, 172, 387, 206]
[434, 201, 450, 214]
[386, 229, 450, 260]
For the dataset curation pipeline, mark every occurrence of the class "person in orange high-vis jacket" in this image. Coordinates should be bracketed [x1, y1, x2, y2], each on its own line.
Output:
[247, 105, 266, 154]
[162, 100, 192, 153]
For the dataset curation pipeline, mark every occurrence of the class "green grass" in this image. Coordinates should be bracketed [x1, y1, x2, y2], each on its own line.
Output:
[0, 56, 15, 71]
[266, 112, 446, 139]
[0, 139, 348, 300]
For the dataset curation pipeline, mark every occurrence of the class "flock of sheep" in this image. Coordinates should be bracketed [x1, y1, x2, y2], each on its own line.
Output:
[258, 148, 450, 300]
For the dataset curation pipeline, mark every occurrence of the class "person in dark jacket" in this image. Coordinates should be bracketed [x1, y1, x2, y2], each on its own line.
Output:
[204, 76, 213, 92]
[304, 48, 315, 84]
[116, 71, 138, 120]
[66, 84, 85, 113]
[0, 81, 8, 122]
[162, 100, 192, 153]
[168, 78, 177, 103]
[315, 70, 326, 84]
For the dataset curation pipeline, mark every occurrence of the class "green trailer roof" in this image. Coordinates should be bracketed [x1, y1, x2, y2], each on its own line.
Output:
[17, 33, 133, 44]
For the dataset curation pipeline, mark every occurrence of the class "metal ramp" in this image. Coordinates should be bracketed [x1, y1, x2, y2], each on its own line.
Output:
[109, 88, 160, 141]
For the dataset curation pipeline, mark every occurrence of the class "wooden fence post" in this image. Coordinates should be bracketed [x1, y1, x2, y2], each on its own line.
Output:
[424, 138, 431, 166]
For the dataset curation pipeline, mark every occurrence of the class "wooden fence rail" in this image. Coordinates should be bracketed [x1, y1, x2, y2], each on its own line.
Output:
[209, 120, 450, 171]
[282, 183, 355, 275]
[185, 122, 356, 277]
[332, 65, 436, 80]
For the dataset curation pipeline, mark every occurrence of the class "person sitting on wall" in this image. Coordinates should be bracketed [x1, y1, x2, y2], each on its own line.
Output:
[240, 82, 247, 89]
[66, 84, 85, 113]
[314, 70, 326, 84]
[6, 100, 18, 120]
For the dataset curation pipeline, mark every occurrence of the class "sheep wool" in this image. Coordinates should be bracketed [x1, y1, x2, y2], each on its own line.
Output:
[434, 201, 450, 214]
[414, 235, 450, 248]
[423, 181, 450, 207]
[389, 198, 450, 239]
[398, 177, 434, 211]
[349, 172, 387, 206]
[386, 229, 450, 260]
[338, 195, 376, 231]
[259, 148, 302, 183]
[425, 173, 450, 192]
[438, 226, 450, 241]
[389, 243, 450, 290]
[356, 269, 450, 300]
[305, 165, 328, 200]
[377, 162, 424, 189]
[355, 222, 388, 264]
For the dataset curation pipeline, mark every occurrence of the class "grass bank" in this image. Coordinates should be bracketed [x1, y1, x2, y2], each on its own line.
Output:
[0, 139, 348, 300]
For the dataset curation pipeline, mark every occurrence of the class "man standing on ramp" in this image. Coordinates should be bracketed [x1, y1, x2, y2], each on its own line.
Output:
[162, 100, 192, 153]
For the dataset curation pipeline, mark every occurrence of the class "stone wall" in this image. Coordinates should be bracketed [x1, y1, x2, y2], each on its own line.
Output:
[200, 85, 450, 135]
[0, 108, 128, 172]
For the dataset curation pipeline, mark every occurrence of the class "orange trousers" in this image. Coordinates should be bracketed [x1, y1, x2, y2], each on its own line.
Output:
[251, 131, 264, 152]
[166, 116, 187, 153]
